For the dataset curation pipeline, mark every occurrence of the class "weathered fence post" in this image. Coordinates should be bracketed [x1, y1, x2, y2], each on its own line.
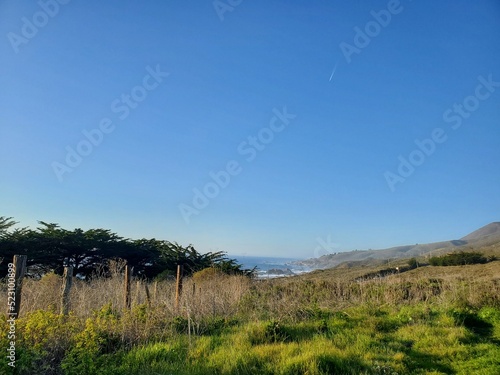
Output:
[174, 264, 183, 310]
[145, 283, 151, 307]
[124, 264, 131, 310]
[7, 255, 27, 317]
[60, 266, 73, 315]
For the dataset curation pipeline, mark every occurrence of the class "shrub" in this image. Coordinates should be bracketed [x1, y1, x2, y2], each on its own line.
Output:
[14, 310, 80, 374]
[429, 252, 488, 267]
[61, 317, 122, 375]
[192, 267, 225, 283]
[407, 258, 418, 268]
[60, 304, 123, 375]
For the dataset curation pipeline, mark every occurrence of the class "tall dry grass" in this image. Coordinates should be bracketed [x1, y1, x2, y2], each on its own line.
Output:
[1, 262, 499, 325]
[0, 261, 498, 365]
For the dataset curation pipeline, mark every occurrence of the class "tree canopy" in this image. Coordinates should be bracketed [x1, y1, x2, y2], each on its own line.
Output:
[428, 251, 489, 267]
[0, 216, 254, 279]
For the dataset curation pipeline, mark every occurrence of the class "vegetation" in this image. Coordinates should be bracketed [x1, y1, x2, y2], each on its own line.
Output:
[1, 252, 499, 374]
[0, 216, 254, 279]
[5, 303, 500, 375]
[428, 252, 491, 267]
[407, 258, 418, 268]
[2, 215, 500, 374]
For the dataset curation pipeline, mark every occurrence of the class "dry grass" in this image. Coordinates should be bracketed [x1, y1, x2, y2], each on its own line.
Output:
[1, 256, 500, 375]
[1, 251, 499, 325]
[1, 272, 251, 322]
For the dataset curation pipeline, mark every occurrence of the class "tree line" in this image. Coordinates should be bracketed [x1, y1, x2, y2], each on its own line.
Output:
[428, 251, 492, 267]
[0, 216, 254, 279]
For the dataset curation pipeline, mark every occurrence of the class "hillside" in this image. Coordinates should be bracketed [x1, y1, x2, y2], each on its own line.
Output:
[294, 222, 500, 269]
[461, 222, 500, 241]
[2, 225, 499, 375]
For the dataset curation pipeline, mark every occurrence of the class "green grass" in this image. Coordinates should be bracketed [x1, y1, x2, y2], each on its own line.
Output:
[2, 254, 499, 374]
[4, 303, 499, 375]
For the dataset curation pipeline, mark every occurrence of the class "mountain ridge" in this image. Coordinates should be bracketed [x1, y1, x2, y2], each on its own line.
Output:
[294, 222, 500, 269]
[461, 222, 500, 241]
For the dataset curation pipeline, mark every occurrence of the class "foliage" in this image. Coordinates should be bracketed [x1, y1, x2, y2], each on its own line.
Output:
[0, 216, 16, 235]
[0, 215, 253, 279]
[0, 310, 80, 375]
[192, 267, 225, 282]
[7, 304, 500, 375]
[429, 251, 488, 266]
[1, 258, 499, 374]
[407, 258, 418, 268]
[61, 305, 122, 375]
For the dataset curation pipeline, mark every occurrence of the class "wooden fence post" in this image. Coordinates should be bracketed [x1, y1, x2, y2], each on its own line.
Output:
[124, 264, 131, 310]
[145, 283, 151, 307]
[60, 266, 73, 315]
[174, 264, 183, 310]
[7, 255, 27, 318]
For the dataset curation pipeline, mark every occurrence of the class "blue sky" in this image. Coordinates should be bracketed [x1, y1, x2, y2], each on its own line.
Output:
[1, 0, 499, 258]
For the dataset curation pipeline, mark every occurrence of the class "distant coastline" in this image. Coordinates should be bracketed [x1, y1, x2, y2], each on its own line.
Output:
[230, 255, 313, 278]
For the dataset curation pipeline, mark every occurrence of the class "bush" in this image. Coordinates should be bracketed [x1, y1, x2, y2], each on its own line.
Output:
[0, 310, 81, 375]
[61, 304, 122, 375]
[407, 258, 418, 268]
[429, 252, 488, 267]
[192, 267, 225, 283]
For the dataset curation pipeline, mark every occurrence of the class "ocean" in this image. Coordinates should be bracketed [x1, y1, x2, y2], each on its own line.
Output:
[230, 255, 312, 278]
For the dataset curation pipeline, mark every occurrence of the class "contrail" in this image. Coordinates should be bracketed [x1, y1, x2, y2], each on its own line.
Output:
[329, 62, 338, 82]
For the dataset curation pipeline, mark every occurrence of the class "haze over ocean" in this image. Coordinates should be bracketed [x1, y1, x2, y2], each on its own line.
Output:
[230, 255, 310, 278]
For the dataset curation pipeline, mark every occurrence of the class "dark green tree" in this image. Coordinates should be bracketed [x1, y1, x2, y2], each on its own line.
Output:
[0, 216, 254, 279]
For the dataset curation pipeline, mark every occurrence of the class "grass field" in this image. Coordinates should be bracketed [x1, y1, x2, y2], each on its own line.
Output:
[1, 249, 500, 375]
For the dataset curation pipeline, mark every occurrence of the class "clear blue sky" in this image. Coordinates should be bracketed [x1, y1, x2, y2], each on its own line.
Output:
[1, 0, 499, 258]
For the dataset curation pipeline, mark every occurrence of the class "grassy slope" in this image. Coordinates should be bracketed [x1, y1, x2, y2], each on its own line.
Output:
[54, 303, 500, 375]
[296, 225, 500, 270]
[2, 244, 500, 375]
[302, 241, 500, 282]
[302, 256, 500, 283]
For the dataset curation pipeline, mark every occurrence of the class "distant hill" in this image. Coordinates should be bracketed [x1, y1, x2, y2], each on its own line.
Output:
[461, 222, 500, 241]
[294, 222, 500, 269]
